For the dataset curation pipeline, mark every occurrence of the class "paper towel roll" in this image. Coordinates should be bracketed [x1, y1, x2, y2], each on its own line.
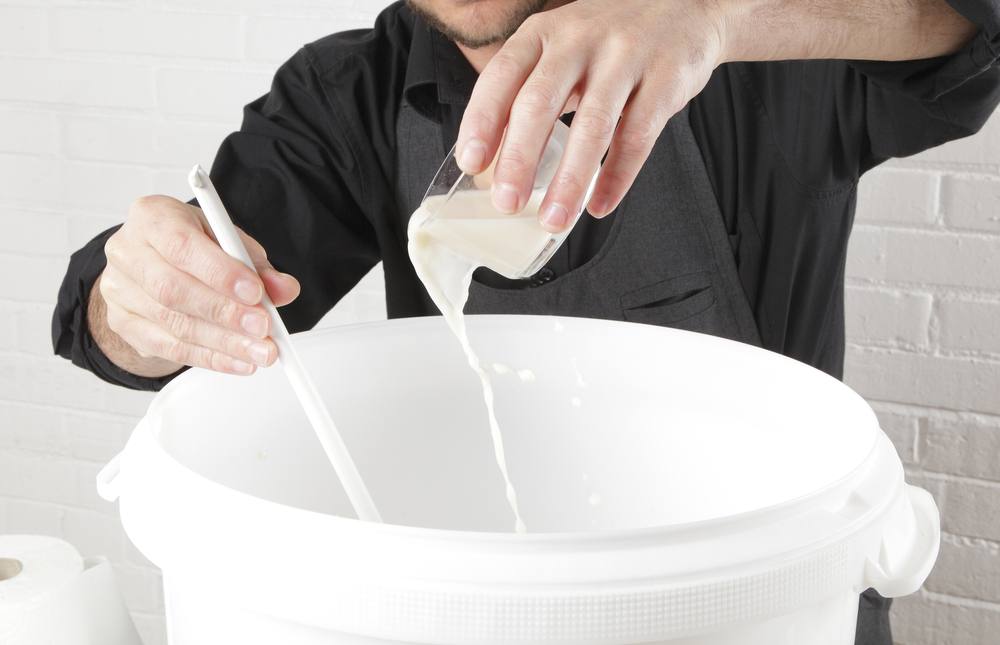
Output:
[0, 535, 143, 645]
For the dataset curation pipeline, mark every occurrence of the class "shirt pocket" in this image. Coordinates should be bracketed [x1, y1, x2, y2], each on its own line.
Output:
[620, 271, 722, 333]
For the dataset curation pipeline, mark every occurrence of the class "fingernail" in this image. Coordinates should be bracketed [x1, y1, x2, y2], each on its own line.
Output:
[589, 197, 611, 218]
[541, 203, 570, 231]
[248, 341, 272, 366]
[230, 359, 254, 375]
[234, 279, 262, 305]
[241, 312, 268, 337]
[492, 183, 521, 213]
[458, 139, 487, 172]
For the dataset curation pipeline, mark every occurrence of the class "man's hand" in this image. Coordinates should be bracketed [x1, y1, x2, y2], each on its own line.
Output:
[90, 195, 300, 378]
[455, 0, 727, 231]
[455, 0, 976, 233]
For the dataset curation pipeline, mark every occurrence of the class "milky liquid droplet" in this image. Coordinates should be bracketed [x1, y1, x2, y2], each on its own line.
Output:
[516, 369, 536, 382]
[588, 493, 602, 506]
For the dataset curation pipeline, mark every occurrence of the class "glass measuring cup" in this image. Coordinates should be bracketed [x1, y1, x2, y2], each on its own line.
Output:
[413, 120, 600, 280]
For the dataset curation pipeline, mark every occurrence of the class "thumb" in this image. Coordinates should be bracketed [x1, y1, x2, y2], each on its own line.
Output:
[238, 229, 301, 307]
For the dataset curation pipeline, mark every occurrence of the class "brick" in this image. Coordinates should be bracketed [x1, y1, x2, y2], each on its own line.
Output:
[903, 468, 948, 510]
[0, 8, 46, 53]
[870, 405, 919, 464]
[244, 15, 370, 62]
[75, 461, 119, 515]
[151, 168, 196, 202]
[0, 253, 67, 303]
[52, 9, 241, 59]
[883, 230, 1000, 291]
[0, 155, 155, 213]
[156, 67, 271, 120]
[844, 286, 931, 348]
[912, 109, 1000, 166]
[845, 226, 887, 280]
[922, 417, 1000, 482]
[61, 114, 229, 167]
[855, 169, 937, 226]
[0, 400, 68, 455]
[2, 499, 66, 536]
[14, 301, 58, 356]
[61, 508, 124, 560]
[926, 534, 1000, 603]
[155, 0, 372, 16]
[12, 353, 116, 412]
[0, 108, 58, 155]
[0, 209, 69, 256]
[941, 175, 1000, 233]
[113, 563, 164, 613]
[892, 591, 1000, 644]
[0, 305, 15, 352]
[938, 297, 1000, 356]
[845, 347, 1000, 415]
[65, 411, 136, 463]
[101, 383, 156, 418]
[67, 214, 122, 252]
[0, 452, 78, 506]
[940, 476, 1000, 540]
[0, 58, 155, 109]
[8, 353, 154, 417]
[0, 350, 20, 398]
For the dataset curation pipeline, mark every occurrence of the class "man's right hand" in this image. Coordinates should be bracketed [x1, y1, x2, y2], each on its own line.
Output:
[90, 195, 301, 378]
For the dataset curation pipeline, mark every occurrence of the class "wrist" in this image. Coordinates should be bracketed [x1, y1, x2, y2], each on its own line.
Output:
[709, 0, 768, 65]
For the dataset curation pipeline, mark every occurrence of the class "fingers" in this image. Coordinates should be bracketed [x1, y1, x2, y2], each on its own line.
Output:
[105, 300, 258, 376]
[538, 74, 633, 232]
[455, 26, 544, 177]
[103, 267, 277, 371]
[237, 229, 300, 307]
[587, 79, 686, 218]
[144, 214, 266, 306]
[109, 195, 302, 376]
[261, 268, 301, 307]
[489, 50, 587, 215]
[104, 241, 272, 340]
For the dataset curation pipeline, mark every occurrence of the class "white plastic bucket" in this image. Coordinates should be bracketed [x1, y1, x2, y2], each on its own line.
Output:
[98, 316, 939, 645]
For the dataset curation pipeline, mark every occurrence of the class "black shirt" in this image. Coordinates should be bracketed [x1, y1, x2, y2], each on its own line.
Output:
[53, 1, 1000, 390]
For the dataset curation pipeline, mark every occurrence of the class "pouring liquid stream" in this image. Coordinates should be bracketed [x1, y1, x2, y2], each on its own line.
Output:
[408, 190, 551, 534]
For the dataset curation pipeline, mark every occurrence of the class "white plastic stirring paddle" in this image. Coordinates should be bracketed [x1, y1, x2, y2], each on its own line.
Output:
[188, 165, 382, 523]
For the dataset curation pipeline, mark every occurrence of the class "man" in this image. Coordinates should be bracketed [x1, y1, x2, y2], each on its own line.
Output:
[53, 0, 999, 642]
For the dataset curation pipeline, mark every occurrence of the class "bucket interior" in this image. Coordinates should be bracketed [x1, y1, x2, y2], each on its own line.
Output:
[150, 316, 878, 533]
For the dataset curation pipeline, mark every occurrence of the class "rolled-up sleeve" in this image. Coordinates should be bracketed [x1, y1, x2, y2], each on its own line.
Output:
[852, 0, 1000, 169]
[51, 225, 184, 391]
[52, 47, 382, 391]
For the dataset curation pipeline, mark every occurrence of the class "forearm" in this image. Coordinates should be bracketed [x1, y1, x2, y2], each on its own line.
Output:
[719, 0, 978, 63]
[87, 272, 183, 379]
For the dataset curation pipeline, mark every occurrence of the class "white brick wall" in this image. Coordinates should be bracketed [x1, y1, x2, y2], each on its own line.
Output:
[0, 3, 996, 644]
[848, 115, 1000, 642]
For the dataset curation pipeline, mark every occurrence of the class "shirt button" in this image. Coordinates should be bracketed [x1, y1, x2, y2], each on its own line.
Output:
[529, 267, 555, 288]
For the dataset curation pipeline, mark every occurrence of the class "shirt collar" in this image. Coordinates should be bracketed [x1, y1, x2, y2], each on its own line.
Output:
[403, 17, 478, 122]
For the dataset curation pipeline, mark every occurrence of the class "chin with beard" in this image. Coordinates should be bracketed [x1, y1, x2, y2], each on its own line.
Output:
[406, 0, 551, 48]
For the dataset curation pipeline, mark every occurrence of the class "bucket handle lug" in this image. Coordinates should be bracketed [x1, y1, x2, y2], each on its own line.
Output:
[864, 485, 940, 597]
